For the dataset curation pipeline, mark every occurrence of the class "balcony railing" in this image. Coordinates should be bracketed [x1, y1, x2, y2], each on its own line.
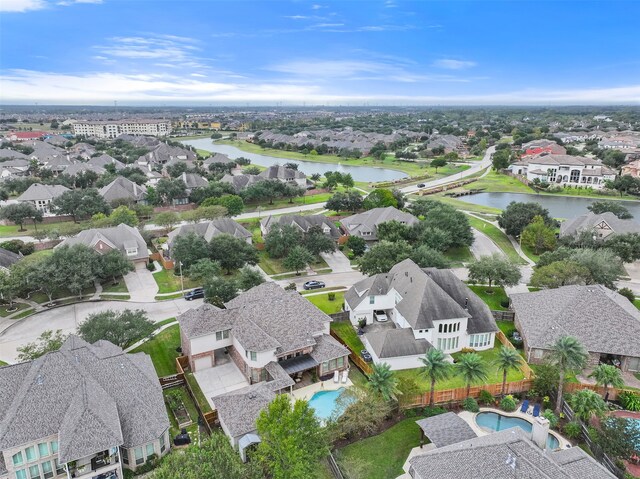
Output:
[68, 451, 119, 479]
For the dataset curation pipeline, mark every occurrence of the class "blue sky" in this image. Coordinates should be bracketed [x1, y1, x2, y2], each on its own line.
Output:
[1, 0, 639, 105]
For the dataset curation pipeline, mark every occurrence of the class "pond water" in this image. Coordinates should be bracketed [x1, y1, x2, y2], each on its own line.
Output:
[456, 192, 640, 219]
[181, 139, 408, 183]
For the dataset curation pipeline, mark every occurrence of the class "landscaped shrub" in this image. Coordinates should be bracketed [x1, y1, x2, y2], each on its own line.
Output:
[403, 408, 418, 418]
[500, 298, 510, 308]
[542, 409, 559, 428]
[284, 282, 297, 291]
[478, 390, 495, 406]
[618, 391, 640, 411]
[617, 287, 635, 303]
[459, 347, 476, 354]
[500, 395, 517, 412]
[165, 390, 182, 410]
[563, 421, 582, 439]
[328, 292, 336, 301]
[423, 405, 447, 417]
[462, 397, 480, 412]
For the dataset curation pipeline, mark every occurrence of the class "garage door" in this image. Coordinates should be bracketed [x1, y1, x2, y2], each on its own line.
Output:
[135, 260, 148, 270]
[194, 356, 213, 371]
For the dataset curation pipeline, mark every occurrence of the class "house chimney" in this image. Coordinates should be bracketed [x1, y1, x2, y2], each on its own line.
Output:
[464, 297, 468, 309]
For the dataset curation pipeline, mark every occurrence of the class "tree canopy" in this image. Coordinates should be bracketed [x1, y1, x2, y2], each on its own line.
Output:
[77, 309, 155, 348]
[498, 201, 554, 237]
[468, 254, 521, 289]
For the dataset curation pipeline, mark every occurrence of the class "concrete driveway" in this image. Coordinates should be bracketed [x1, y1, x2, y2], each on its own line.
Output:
[0, 298, 202, 363]
[124, 268, 159, 302]
[320, 250, 353, 273]
[194, 361, 249, 409]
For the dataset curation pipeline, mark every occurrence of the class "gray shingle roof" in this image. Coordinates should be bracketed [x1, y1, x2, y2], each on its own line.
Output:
[180, 172, 209, 189]
[366, 328, 431, 358]
[260, 214, 341, 239]
[63, 162, 106, 176]
[99, 176, 147, 203]
[16, 183, 70, 202]
[510, 284, 640, 357]
[57, 223, 148, 261]
[415, 412, 477, 447]
[409, 427, 615, 479]
[0, 247, 21, 269]
[220, 173, 261, 191]
[341, 207, 418, 240]
[0, 336, 168, 460]
[167, 219, 251, 250]
[560, 211, 640, 238]
[259, 165, 306, 180]
[87, 154, 125, 170]
[211, 383, 275, 439]
[0, 149, 28, 160]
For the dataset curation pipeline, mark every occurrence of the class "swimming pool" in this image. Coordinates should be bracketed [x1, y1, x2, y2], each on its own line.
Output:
[475, 412, 560, 449]
[308, 388, 351, 421]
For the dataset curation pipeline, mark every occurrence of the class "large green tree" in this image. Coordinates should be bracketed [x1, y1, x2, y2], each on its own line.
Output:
[587, 200, 633, 219]
[283, 246, 314, 275]
[494, 346, 523, 397]
[49, 244, 102, 297]
[16, 330, 67, 361]
[237, 266, 265, 290]
[410, 245, 450, 269]
[264, 224, 303, 259]
[530, 260, 591, 289]
[0, 202, 43, 231]
[497, 201, 554, 237]
[456, 352, 489, 398]
[172, 232, 210, 269]
[419, 348, 452, 407]
[521, 215, 556, 254]
[256, 394, 329, 479]
[468, 254, 521, 290]
[154, 178, 187, 205]
[303, 225, 336, 256]
[204, 276, 239, 307]
[414, 201, 474, 248]
[202, 194, 244, 216]
[548, 335, 589, 414]
[52, 188, 111, 222]
[77, 309, 155, 348]
[209, 234, 258, 274]
[363, 189, 397, 210]
[99, 249, 135, 283]
[358, 240, 412, 275]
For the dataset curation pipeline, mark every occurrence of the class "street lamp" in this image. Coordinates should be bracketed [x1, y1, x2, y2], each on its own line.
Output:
[178, 261, 184, 294]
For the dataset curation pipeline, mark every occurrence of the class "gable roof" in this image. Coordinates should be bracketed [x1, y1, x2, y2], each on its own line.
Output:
[63, 162, 107, 176]
[560, 211, 640, 238]
[167, 219, 252, 249]
[366, 328, 431, 358]
[180, 172, 209, 189]
[203, 153, 235, 165]
[341, 207, 418, 240]
[0, 336, 168, 461]
[16, 183, 70, 202]
[87, 153, 125, 170]
[0, 149, 28, 160]
[211, 383, 275, 439]
[510, 284, 640, 357]
[259, 165, 306, 180]
[409, 427, 615, 479]
[220, 173, 261, 191]
[99, 176, 147, 203]
[415, 412, 477, 447]
[0, 247, 22, 269]
[57, 223, 148, 261]
[260, 214, 341, 238]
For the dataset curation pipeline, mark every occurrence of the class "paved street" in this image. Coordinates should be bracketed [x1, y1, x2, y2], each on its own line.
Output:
[470, 229, 504, 259]
[275, 270, 365, 290]
[0, 298, 202, 364]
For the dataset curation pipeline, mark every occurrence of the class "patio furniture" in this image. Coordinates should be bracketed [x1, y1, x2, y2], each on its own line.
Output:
[333, 371, 339, 383]
[532, 404, 541, 417]
[520, 400, 529, 413]
[341, 370, 348, 383]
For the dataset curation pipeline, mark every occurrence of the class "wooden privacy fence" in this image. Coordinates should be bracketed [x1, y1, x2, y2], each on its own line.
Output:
[400, 379, 533, 409]
[492, 310, 515, 321]
[495, 330, 534, 379]
[329, 329, 373, 376]
[159, 373, 185, 389]
[175, 356, 217, 433]
[564, 382, 635, 401]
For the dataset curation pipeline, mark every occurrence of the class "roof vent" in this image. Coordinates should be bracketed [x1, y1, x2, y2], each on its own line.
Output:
[464, 297, 468, 309]
[36, 374, 44, 385]
[120, 362, 125, 370]
[410, 277, 413, 283]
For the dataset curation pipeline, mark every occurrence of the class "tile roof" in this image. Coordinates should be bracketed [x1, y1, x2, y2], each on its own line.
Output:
[0, 336, 168, 462]
[510, 285, 640, 357]
[341, 207, 418, 240]
[415, 412, 477, 447]
[560, 211, 640, 238]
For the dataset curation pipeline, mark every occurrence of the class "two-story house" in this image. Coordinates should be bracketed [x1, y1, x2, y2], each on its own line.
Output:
[341, 207, 419, 241]
[260, 214, 341, 239]
[0, 336, 170, 479]
[559, 211, 640, 241]
[16, 183, 70, 215]
[345, 259, 498, 370]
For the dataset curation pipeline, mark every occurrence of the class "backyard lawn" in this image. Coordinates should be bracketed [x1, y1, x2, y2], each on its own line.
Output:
[185, 372, 213, 413]
[395, 344, 526, 391]
[334, 417, 426, 479]
[130, 324, 180, 377]
[306, 291, 345, 314]
[153, 268, 199, 294]
[467, 285, 509, 311]
[164, 386, 200, 438]
[329, 321, 364, 352]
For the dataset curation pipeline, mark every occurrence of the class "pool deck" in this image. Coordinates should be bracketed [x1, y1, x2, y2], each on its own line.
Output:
[289, 373, 353, 401]
[459, 407, 570, 449]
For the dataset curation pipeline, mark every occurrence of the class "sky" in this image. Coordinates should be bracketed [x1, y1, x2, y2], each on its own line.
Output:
[1, 0, 639, 105]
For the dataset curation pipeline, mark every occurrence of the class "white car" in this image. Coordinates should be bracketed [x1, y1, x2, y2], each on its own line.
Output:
[374, 310, 388, 322]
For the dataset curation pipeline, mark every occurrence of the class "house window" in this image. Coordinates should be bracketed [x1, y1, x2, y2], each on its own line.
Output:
[29, 465, 41, 479]
[329, 359, 337, 370]
[37, 443, 49, 457]
[146, 444, 155, 458]
[15, 470, 27, 479]
[120, 448, 129, 465]
[250, 351, 257, 361]
[337, 357, 345, 368]
[50, 441, 58, 454]
[438, 324, 443, 333]
[54, 459, 64, 475]
[25, 447, 37, 462]
[369, 296, 375, 304]
[134, 447, 144, 465]
[534, 349, 544, 359]
[41, 461, 53, 479]
[12, 452, 24, 466]
[216, 329, 230, 341]
[126, 247, 138, 256]
[322, 361, 329, 373]
[160, 433, 166, 453]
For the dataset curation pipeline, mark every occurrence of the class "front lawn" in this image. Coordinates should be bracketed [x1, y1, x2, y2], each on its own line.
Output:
[0, 302, 30, 317]
[258, 251, 329, 275]
[29, 285, 96, 303]
[467, 285, 508, 311]
[101, 279, 129, 294]
[395, 345, 526, 391]
[329, 321, 364, 352]
[306, 292, 345, 314]
[153, 268, 199, 294]
[130, 324, 180, 377]
[334, 417, 425, 479]
[443, 246, 474, 265]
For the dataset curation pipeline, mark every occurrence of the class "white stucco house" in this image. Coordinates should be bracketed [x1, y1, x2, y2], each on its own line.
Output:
[344, 259, 498, 370]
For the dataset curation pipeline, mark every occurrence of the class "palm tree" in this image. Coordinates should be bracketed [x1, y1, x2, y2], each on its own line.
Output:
[588, 364, 624, 399]
[548, 335, 589, 415]
[455, 353, 488, 398]
[494, 346, 523, 397]
[367, 362, 400, 401]
[570, 389, 607, 422]
[419, 348, 452, 407]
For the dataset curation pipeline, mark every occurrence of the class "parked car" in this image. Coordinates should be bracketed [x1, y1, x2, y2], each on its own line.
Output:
[360, 349, 373, 362]
[417, 183, 426, 188]
[303, 280, 326, 290]
[374, 310, 388, 322]
[184, 288, 205, 301]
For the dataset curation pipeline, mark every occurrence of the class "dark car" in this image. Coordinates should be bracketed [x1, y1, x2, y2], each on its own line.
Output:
[417, 183, 426, 188]
[360, 349, 373, 362]
[184, 288, 205, 301]
[303, 280, 326, 290]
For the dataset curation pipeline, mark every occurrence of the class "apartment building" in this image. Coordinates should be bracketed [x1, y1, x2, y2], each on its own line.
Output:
[72, 120, 171, 139]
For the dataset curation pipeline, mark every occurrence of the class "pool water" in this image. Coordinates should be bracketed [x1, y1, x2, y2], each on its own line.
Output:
[308, 388, 352, 421]
[476, 412, 560, 449]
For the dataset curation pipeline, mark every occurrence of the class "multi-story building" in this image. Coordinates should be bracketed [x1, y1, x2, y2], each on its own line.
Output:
[0, 336, 170, 479]
[16, 183, 70, 214]
[72, 120, 171, 139]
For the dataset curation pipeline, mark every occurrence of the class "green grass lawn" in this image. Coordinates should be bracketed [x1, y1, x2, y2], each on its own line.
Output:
[130, 324, 180, 377]
[153, 268, 199, 294]
[0, 360, 8, 366]
[0, 302, 30, 317]
[305, 292, 345, 314]
[466, 215, 527, 264]
[258, 251, 329, 275]
[496, 320, 517, 338]
[101, 279, 129, 294]
[11, 309, 34, 320]
[467, 285, 509, 311]
[164, 386, 200, 438]
[244, 192, 332, 212]
[396, 344, 526, 392]
[443, 246, 474, 266]
[329, 321, 364, 352]
[100, 294, 131, 301]
[520, 243, 541, 264]
[185, 372, 213, 413]
[434, 195, 503, 215]
[28, 285, 96, 303]
[334, 417, 425, 479]
[462, 170, 535, 194]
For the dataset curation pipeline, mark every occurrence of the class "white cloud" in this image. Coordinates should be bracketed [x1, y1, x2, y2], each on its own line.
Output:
[0, 0, 47, 12]
[385, 0, 398, 7]
[311, 4, 323, 10]
[433, 59, 477, 70]
[57, 0, 102, 5]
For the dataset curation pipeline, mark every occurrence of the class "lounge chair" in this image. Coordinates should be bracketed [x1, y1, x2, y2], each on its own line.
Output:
[341, 370, 348, 383]
[532, 404, 541, 417]
[333, 371, 339, 383]
[520, 399, 529, 413]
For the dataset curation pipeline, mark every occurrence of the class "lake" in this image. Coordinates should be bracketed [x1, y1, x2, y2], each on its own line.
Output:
[181, 139, 408, 183]
[457, 192, 640, 218]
